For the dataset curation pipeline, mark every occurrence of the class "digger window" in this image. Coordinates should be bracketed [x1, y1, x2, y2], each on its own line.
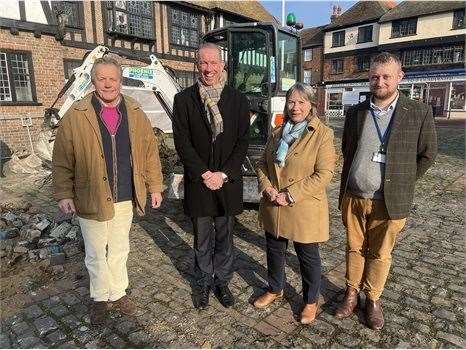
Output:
[230, 32, 268, 96]
[277, 31, 298, 91]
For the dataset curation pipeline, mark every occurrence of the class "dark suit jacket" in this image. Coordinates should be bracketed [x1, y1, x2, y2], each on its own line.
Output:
[172, 83, 250, 217]
[339, 93, 438, 219]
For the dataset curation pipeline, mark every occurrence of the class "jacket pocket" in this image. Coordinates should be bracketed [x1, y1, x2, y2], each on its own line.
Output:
[74, 184, 98, 215]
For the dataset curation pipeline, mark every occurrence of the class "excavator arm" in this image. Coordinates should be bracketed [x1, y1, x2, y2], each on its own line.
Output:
[44, 45, 181, 129]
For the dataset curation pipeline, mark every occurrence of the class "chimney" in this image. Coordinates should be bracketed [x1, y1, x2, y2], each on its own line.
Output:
[330, 4, 341, 23]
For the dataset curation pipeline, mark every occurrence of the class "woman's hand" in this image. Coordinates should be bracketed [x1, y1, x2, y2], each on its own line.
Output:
[274, 192, 290, 206]
[264, 187, 279, 202]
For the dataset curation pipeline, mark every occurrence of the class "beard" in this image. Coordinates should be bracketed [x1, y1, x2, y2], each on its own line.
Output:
[371, 87, 396, 100]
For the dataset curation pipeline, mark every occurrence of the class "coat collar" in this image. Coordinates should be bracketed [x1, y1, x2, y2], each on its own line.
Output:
[355, 91, 408, 143]
[191, 83, 228, 134]
[73, 92, 141, 111]
[270, 116, 322, 160]
[73, 93, 140, 154]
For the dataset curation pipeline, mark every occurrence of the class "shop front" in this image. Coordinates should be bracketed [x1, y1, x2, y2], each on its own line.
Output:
[324, 68, 465, 119]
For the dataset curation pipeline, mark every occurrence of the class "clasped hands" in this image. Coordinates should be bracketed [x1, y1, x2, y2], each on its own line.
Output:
[264, 186, 291, 206]
[202, 171, 226, 191]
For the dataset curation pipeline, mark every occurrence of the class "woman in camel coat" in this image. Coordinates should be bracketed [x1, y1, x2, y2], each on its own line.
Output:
[254, 82, 336, 324]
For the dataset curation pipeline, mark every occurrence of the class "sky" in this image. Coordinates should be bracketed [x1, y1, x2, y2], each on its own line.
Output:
[260, 0, 357, 28]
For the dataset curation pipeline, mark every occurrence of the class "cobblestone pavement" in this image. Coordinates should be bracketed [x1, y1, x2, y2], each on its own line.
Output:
[0, 120, 464, 348]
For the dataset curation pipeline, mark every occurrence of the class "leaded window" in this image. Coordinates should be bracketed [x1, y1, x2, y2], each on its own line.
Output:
[107, 1, 154, 39]
[0, 53, 11, 102]
[332, 30, 345, 47]
[52, 1, 83, 29]
[0, 51, 35, 103]
[391, 18, 417, 38]
[453, 9, 465, 29]
[170, 7, 200, 48]
[401, 45, 465, 67]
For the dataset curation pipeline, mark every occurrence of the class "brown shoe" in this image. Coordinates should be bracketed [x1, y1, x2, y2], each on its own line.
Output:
[366, 299, 384, 330]
[90, 301, 108, 325]
[300, 303, 317, 324]
[253, 291, 283, 309]
[335, 287, 358, 319]
[113, 295, 137, 316]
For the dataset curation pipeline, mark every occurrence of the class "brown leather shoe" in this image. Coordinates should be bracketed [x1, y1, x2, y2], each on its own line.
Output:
[90, 301, 108, 325]
[253, 291, 283, 309]
[113, 295, 137, 316]
[335, 287, 358, 319]
[300, 303, 317, 324]
[366, 299, 384, 330]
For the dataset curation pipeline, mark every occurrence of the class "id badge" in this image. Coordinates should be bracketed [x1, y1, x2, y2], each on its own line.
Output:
[372, 152, 386, 164]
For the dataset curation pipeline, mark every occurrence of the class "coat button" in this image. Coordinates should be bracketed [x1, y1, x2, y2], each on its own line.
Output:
[103, 177, 107, 181]
[294, 152, 298, 156]
[289, 178, 294, 182]
[107, 197, 111, 201]
[101, 154, 104, 159]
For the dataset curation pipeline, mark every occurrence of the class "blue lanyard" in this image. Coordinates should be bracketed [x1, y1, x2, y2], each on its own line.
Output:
[370, 109, 394, 153]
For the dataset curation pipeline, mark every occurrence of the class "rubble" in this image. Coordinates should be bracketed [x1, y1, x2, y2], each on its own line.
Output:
[0, 205, 83, 267]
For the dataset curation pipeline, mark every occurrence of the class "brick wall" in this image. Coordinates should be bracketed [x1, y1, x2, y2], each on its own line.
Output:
[0, 30, 68, 156]
[303, 46, 324, 85]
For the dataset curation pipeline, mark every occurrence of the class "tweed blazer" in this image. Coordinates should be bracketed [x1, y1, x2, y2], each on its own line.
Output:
[339, 93, 437, 219]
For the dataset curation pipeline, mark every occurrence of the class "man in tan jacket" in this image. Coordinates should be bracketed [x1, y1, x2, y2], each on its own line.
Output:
[52, 57, 163, 325]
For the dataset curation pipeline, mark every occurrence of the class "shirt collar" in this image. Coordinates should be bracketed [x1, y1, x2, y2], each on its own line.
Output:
[370, 91, 399, 114]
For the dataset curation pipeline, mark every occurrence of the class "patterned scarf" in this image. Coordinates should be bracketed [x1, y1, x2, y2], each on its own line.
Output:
[197, 71, 227, 141]
[275, 119, 308, 167]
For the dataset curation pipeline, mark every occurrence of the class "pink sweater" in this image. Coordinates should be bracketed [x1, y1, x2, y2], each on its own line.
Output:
[101, 106, 120, 135]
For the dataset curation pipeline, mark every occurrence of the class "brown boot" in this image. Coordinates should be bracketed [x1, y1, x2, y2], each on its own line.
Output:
[335, 287, 358, 319]
[112, 295, 137, 316]
[253, 291, 283, 309]
[90, 301, 108, 325]
[300, 303, 317, 324]
[366, 299, 384, 330]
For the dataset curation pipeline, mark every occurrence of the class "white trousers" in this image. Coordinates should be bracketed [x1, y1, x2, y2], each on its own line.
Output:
[78, 201, 133, 302]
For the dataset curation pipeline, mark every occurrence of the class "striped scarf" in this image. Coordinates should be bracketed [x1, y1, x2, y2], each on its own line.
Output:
[197, 72, 226, 141]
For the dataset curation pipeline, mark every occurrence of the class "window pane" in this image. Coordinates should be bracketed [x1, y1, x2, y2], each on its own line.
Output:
[328, 92, 343, 109]
[10, 53, 33, 101]
[304, 49, 312, 61]
[52, 1, 81, 28]
[0, 53, 12, 101]
[304, 70, 312, 84]
[170, 8, 199, 47]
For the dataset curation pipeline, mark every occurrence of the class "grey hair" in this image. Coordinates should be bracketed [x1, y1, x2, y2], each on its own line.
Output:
[90, 56, 123, 83]
[196, 42, 223, 62]
[284, 82, 318, 121]
[370, 52, 402, 70]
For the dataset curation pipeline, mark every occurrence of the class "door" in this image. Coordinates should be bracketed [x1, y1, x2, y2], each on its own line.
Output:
[428, 88, 446, 117]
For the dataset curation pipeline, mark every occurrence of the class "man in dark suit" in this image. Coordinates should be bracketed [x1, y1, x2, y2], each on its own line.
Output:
[172, 43, 250, 309]
[335, 52, 437, 330]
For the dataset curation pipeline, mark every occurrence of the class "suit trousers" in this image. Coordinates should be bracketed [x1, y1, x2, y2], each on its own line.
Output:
[78, 201, 133, 302]
[191, 216, 234, 288]
[265, 232, 321, 304]
[342, 193, 406, 300]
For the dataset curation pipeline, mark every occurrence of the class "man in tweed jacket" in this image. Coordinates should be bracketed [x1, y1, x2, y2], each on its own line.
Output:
[335, 52, 437, 330]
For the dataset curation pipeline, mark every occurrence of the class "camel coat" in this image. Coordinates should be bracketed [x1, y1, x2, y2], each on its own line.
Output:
[52, 94, 163, 221]
[256, 117, 336, 243]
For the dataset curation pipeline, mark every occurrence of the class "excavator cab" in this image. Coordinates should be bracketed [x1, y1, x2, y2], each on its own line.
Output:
[203, 23, 301, 199]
